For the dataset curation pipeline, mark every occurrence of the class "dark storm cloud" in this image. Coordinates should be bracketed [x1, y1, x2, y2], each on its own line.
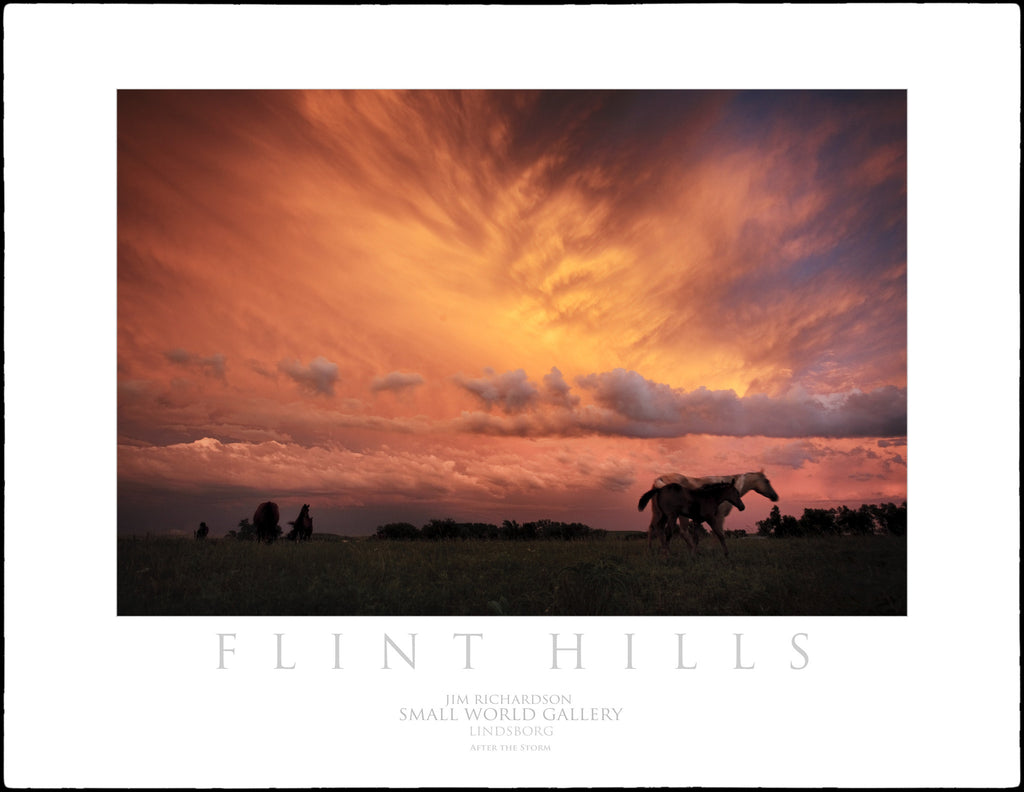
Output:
[576, 369, 906, 438]
[542, 366, 580, 408]
[575, 369, 682, 423]
[449, 367, 905, 440]
[497, 91, 725, 186]
[454, 368, 540, 414]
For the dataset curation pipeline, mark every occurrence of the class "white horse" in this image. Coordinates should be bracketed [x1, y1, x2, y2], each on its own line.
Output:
[648, 470, 779, 557]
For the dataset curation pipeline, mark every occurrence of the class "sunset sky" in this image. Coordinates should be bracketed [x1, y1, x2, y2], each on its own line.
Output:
[117, 89, 907, 536]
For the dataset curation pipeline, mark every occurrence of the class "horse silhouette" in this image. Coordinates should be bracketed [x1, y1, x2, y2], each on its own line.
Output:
[253, 501, 281, 543]
[286, 504, 313, 541]
[638, 481, 745, 556]
[647, 471, 778, 557]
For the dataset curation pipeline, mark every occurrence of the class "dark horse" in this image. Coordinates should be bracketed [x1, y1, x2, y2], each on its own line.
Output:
[638, 482, 745, 556]
[647, 471, 779, 557]
[253, 501, 281, 543]
[286, 504, 313, 541]
[194, 522, 209, 540]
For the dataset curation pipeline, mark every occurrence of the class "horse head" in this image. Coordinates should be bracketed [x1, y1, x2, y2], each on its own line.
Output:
[750, 470, 779, 502]
[704, 482, 745, 511]
[724, 484, 745, 511]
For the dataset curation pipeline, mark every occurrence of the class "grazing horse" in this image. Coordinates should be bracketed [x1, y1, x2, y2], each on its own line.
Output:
[194, 522, 209, 540]
[649, 470, 779, 557]
[253, 501, 281, 543]
[286, 504, 313, 541]
[638, 482, 745, 556]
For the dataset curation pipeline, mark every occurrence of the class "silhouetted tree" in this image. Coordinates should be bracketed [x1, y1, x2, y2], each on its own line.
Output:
[421, 518, 460, 540]
[375, 522, 421, 541]
[757, 505, 783, 536]
[759, 505, 801, 537]
[778, 513, 800, 537]
[758, 502, 906, 538]
[798, 508, 835, 536]
[500, 519, 523, 540]
[456, 522, 499, 540]
[528, 519, 559, 539]
[850, 505, 876, 535]
[525, 519, 593, 540]
[230, 517, 257, 541]
[873, 502, 907, 536]
[832, 505, 873, 535]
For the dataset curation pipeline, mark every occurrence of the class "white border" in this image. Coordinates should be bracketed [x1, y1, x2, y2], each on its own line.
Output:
[5, 5, 1020, 788]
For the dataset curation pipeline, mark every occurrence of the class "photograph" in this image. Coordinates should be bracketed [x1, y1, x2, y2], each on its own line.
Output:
[5, 5, 1018, 789]
[117, 88, 908, 618]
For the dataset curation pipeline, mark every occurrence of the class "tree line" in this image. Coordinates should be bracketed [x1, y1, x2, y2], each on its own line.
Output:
[755, 502, 907, 537]
[375, 518, 603, 542]
[226, 502, 907, 542]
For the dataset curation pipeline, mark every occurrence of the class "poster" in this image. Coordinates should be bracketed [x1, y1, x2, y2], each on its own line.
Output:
[4, 5, 1019, 788]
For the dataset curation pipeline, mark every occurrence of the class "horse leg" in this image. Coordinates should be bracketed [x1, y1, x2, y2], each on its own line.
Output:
[650, 497, 666, 552]
[678, 517, 698, 556]
[685, 518, 702, 554]
[709, 515, 729, 558]
[649, 513, 666, 553]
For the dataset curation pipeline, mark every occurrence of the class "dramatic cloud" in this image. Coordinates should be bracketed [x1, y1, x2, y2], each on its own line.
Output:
[455, 368, 540, 414]
[576, 369, 682, 423]
[574, 369, 906, 438]
[542, 366, 580, 408]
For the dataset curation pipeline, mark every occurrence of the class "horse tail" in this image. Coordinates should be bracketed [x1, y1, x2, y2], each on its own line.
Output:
[638, 489, 656, 512]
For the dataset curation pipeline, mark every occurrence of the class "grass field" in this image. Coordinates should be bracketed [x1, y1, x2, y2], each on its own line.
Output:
[117, 533, 906, 616]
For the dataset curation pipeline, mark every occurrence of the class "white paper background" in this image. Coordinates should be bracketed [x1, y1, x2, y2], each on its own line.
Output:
[4, 5, 1020, 788]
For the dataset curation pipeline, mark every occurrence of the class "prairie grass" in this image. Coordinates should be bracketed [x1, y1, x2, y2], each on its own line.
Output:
[117, 534, 906, 616]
